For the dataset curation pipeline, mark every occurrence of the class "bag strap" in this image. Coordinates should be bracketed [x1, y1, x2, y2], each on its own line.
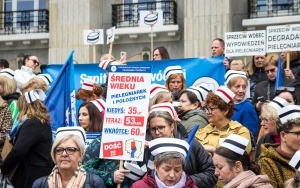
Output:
[275, 160, 284, 180]
[87, 173, 94, 188]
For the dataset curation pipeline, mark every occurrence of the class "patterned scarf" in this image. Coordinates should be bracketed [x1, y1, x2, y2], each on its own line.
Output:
[48, 165, 86, 188]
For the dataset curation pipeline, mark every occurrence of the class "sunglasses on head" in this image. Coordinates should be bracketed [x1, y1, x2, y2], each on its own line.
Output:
[276, 87, 295, 93]
[264, 68, 276, 74]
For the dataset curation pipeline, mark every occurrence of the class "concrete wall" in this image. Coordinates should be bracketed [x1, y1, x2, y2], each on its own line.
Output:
[0, 0, 249, 66]
[183, 0, 248, 58]
[48, 0, 103, 64]
[101, 0, 185, 60]
[0, 48, 48, 72]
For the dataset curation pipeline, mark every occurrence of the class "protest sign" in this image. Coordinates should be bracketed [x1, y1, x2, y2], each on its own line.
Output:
[106, 26, 116, 45]
[225, 30, 266, 56]
[139, 10, 163, 27]
[83, 29, 104, 45]
[99, 65, 152, 161]
[266, 24, 300, 52]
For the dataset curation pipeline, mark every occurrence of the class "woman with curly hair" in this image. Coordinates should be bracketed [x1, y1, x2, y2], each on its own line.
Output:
[21, 74, 53, 93]
[0, 89, 53, 188]
[75, 78, 103, 102]
[195, 86, 252, 155]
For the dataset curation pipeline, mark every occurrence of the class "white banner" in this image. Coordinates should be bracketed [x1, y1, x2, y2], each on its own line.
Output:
[139, 10, 163, 27]
[266, 24, 300, 52]
[225, 30, 266, 57]
[99, 66, 152, 161]
[106, 26, 116, 44]
[83, 29, 104, 45]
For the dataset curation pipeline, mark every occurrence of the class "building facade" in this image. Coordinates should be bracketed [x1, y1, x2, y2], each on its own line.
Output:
[0, 0, 299, 69]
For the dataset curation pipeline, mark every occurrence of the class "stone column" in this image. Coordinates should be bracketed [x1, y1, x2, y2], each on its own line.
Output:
[184, 0, 247, 58]
[48, 0, 103, 64]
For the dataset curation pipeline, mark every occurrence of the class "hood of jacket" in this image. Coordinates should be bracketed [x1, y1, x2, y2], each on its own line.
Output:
[2, 92, 20, 104]
[259, 143, 289, 165]
[141, 171, 157, 187]
[179, 109, 207, 121]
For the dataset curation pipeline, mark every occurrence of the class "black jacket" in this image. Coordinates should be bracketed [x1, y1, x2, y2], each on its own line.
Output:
[0, 118, 54, 188]
[252, 78, 300, 107]
[283, 59, 300, 82]
[2, 92, 20, 105]
[249, 68, 268, 100]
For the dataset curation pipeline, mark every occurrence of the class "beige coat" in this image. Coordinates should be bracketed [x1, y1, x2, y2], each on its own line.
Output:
[224, 170, 273, 188]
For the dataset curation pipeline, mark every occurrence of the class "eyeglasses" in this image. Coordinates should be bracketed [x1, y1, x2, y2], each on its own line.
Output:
[55, 147, 79, 155]
[276, 87, 295, 92]
[29, 59, 40, 66]
[260, 117, 269, 123]
[285, 131, 300, 138]
[149, 126, 166, 133]
[204, 106, 219, 114]
[264, 68, 276, 74]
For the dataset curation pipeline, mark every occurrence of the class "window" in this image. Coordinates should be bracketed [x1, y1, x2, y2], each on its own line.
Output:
[116, 0, 175, 26]
[2, 0, 47, 33]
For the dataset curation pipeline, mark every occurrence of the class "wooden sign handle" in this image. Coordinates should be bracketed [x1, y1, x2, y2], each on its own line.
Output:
[93, 45, 96, 63]
[109, 42, 113, 60]
[151, 25, 153, 60]
[116, 160, 124, 188]
[286, 51, 290, 69]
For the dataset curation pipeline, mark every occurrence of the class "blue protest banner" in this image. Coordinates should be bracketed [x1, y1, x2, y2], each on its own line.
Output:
[44, 57, 225, 91]
[43, 57, 225, 131]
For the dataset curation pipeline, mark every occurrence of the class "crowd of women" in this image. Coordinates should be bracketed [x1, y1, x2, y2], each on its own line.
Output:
[0, 49, 300, 188]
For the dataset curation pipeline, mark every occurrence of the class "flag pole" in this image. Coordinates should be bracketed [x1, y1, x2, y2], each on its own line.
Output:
[150, 24, 153, 60]
[93, 44, 96, 63]
[109, 42, 113, 60]
[287, 51, 290, 69]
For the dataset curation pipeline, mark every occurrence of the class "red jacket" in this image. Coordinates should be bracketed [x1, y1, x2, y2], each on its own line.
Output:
[131, 170, 198, 188]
